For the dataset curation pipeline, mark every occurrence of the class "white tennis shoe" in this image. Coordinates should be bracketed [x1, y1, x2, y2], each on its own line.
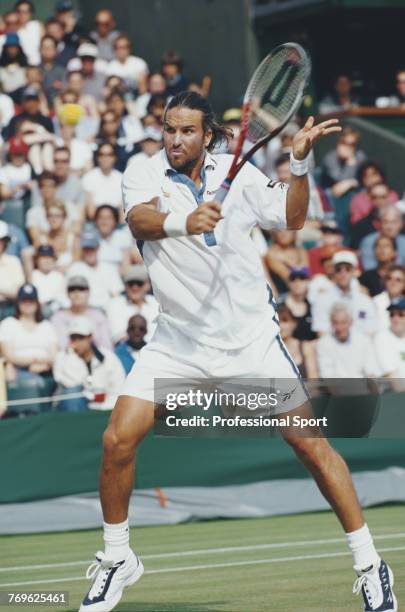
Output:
[353, 559, 397, 611]
[79, 549, 144, 612]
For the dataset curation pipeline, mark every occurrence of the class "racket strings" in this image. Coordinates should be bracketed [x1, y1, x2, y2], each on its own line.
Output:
[245, 44, 311, 143]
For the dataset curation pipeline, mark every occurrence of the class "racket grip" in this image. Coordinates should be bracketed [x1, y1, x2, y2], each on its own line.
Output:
[203, 180, 231, 246]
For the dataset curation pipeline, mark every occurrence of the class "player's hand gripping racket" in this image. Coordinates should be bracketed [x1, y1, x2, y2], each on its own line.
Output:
[204, 42, 311, 246]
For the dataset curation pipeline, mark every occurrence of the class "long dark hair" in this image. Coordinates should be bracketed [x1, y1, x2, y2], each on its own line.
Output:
[0, 43, 28, 67]
[165, 91, 232, 152]
[15, 299, 43, 323]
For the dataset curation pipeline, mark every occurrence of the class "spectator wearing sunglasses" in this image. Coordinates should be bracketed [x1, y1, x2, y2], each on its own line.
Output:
[374, 297, 405, 388]
[51, 275, 113, 350]
[311, 250, 377, 337]
[106, 265, 159, 344]
[114, 314, 147, 374]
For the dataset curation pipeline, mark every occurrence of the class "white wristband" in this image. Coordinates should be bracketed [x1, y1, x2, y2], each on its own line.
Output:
[163, 212, 188, 237]
[290, 151, 309, 176]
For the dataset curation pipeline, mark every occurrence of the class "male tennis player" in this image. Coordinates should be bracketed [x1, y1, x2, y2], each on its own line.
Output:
[79, 92, 397, 612]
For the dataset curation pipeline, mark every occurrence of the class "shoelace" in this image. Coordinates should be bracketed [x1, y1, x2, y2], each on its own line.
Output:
[85, 552, 115, 597]
[353, 569, 381, 607]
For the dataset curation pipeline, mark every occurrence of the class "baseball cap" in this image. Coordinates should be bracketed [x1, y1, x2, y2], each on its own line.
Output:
[17, 283, 38, 301]
[67, 275, 89, 290]
[8, 136, 29, 156]
[140, 127, 162, 142]
[332, 250, 358, 268]
[77, 43, 98, 59]
[69, 316, 93, 337]
[0, 220, 10, 240]
[387, 297, 405, 311]
[22, 86, 40, 100]
[289, 267, 310, 281]
[37, 245, 55, 258]
[55, 0, 74, 12]
[80, 229, 100, 249]
[124, 264, 148, 283]
[4, 32, 21, 47]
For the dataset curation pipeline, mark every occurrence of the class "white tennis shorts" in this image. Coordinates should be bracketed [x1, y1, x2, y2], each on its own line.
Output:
[119, 320, 308, 415]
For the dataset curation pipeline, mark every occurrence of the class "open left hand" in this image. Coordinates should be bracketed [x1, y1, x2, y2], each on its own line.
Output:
[292, 116, 342, 160]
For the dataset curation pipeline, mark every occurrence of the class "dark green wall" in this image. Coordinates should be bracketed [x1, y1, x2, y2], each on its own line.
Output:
[78, 0, 258, 115]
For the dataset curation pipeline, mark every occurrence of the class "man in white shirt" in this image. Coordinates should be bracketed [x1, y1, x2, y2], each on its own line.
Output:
[53, 316, 125, 411]
[106, 264, 158, 343]
[374, 297, 405, 386]
[311, 250, 377, 336]
[67, 229, 123, 309]
[82, 143, 123, 219]
[79, 92, 395, 612]
[317, 302, 379, 378]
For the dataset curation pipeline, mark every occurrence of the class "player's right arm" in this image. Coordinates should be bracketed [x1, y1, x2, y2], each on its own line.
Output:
[126, 199, 223, 241]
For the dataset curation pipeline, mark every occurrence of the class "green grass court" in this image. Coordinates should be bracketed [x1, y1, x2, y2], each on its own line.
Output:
[0, 505, 404, 612]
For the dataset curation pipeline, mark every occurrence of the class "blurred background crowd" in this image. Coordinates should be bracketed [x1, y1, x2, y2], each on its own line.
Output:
[1, 0, 405, 417]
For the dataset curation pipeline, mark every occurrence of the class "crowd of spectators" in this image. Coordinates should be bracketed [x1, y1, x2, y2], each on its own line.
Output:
[1, 1, 405, 418]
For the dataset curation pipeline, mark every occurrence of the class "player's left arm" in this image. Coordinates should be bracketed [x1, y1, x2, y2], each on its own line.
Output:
[287, 117, 341, 229]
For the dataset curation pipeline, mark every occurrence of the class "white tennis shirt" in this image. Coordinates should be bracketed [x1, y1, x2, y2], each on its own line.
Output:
[122, 150, 288, 349]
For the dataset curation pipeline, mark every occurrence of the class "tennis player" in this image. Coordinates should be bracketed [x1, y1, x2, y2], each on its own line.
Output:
[79, 92, 397, 612]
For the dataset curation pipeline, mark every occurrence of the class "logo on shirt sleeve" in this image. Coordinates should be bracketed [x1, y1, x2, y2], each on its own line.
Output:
[267, 180, 288, 190]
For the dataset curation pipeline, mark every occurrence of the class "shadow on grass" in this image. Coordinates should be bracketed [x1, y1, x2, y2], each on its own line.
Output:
[68, 602, 232, 612]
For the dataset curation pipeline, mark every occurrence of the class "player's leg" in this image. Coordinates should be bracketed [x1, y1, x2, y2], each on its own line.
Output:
[79, 395, 154, 612]
[251, 331, 397, 611]
[280, 411, 397, 611]
[100, 395, 154, 524]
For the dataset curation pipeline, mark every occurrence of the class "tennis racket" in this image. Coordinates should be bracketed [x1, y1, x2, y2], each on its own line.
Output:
[204, 42, 312, 246]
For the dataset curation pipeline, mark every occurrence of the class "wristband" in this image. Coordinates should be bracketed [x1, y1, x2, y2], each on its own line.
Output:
[290, 151, 309, 176]
[163, 212, 188, 237]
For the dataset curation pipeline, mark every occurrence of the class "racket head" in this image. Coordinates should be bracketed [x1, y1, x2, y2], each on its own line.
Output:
[244, 42, 312, 144]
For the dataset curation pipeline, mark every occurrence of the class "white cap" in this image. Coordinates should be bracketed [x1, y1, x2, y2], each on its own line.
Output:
[332, 250, 358, 268]
[0, 220, 10, 239]
[77, 43, 98, 58]
[69, 316, 93, 337]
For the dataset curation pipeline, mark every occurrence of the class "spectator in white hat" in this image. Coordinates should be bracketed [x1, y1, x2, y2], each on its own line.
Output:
[128, 127, 162, 166]
[311, 250, 377, 336]
[75, 42, 106, 101]
[106, 265, 159, 344]
[53, 315, 125, 411]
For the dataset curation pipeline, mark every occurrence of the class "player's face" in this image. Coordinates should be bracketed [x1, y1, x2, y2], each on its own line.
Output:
[163, 107, 212, 173]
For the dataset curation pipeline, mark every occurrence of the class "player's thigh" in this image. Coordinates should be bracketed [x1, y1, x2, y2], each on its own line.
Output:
[104, 395, 155, 452]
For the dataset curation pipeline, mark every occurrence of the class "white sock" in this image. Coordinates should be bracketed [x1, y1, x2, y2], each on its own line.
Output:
[103, 519, 130, 562]
[346, 523, 381, 570]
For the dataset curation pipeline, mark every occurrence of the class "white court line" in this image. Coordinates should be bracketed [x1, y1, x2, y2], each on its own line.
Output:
[1, 531, 405, 574]
[0, 545, 404, 588]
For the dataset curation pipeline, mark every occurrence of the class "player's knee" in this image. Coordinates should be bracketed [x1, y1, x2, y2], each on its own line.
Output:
[102, 425, 136, 465]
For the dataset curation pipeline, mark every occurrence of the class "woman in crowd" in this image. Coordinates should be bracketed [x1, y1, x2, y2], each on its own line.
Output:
[94, 204, 140, 274]
[0, 283, 58, 390]
[265, 230, 309, 295]
[0, 32, 28, 100]
[359, 235, 398, 297]
[278, 304, 318, 378]
[349, 161, 399, 224]
[96, 110, 138, 171]
[28, 199, 80, 272]
[281, 269, 317, 341]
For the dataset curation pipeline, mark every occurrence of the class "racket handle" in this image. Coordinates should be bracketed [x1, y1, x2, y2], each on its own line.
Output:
[203, 180, 231, 246]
